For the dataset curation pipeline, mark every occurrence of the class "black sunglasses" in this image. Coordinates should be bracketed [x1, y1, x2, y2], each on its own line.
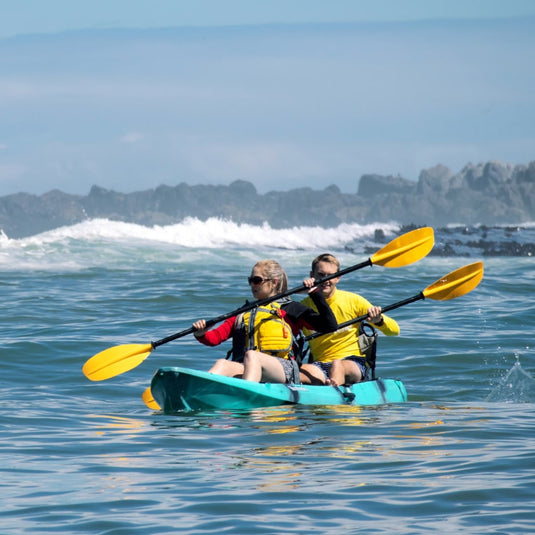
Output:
[248, 276, 271, 285]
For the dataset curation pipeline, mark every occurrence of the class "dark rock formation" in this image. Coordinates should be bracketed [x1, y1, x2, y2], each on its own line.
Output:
[1, 160, 534, 239]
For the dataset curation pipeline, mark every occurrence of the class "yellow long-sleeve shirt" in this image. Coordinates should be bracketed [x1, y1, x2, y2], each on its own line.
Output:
[302, 288, 399, 363]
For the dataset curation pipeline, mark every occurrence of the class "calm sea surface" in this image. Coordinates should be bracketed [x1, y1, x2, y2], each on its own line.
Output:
[1, 220, 534, 534]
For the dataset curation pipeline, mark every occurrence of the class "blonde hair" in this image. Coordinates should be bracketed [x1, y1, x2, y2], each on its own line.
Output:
[311, 253, 340, 272]
[253, 259, 288, 293]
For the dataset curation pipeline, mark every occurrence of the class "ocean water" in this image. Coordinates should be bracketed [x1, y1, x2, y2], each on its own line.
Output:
[1, 219, 534, 534]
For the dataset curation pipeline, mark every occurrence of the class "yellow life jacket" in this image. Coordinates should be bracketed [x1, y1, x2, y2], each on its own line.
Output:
[242, 302, 293, 359]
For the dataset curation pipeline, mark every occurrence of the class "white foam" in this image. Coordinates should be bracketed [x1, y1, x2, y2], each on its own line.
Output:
[1, 217, 399, 249]
[0, 218, 400, 271]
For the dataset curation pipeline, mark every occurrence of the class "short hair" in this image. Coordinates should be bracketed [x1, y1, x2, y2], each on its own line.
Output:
[311, 253, 340, 272]
[253, 259, 288, 293]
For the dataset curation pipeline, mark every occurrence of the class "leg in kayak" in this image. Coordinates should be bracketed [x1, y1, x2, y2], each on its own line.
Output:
[208, 359, 244, 378]
[242, 350, 288, 383]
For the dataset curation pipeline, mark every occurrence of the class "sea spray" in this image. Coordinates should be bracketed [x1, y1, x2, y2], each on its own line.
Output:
[0, 218, 399, 271]
[486, 359, 535, 403]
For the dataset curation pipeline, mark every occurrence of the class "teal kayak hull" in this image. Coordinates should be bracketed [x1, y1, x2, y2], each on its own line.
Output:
[150, 366, 407, 412]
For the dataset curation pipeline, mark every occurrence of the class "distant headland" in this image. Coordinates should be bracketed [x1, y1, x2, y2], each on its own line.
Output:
[1, 160, 534, 244]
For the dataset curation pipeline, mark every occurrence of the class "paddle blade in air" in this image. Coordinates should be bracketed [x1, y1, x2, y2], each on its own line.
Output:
[82, 343, 153, 381]
[370, 227, 434, 268]
[424, 262, 484, 301]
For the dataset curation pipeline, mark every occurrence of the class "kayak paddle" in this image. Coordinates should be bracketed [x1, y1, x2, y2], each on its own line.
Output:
[142, 386, 161, 410]
[306, 261, 484, 341]
[83, 226, 434, 381]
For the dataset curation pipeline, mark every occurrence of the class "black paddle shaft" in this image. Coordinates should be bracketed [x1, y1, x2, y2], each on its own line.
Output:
[151, 258, 374, 349]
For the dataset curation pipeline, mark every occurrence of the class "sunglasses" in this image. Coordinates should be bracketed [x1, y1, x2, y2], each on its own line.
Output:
[248, 276, 271, 285]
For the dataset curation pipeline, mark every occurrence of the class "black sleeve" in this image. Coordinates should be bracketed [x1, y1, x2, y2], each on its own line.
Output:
[283, 292, 337, 333]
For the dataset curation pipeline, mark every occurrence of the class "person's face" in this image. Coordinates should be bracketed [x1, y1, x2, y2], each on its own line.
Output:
[311, 260, 339, 299]
[248, 266, 277, 300]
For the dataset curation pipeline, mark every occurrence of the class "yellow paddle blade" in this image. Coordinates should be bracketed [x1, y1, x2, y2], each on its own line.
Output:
[82, 343, 153, 381]
[142, 387, 161, 410]
[370, 227, 434, 268]
[423, 261, 484, 301]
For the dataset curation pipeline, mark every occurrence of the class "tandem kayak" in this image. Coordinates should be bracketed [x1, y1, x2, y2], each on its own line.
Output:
[150, 366, 407, 412]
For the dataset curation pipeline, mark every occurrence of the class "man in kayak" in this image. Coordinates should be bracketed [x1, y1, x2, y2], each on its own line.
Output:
[300, 253, 400, 386]
[192, 259, 337, 384]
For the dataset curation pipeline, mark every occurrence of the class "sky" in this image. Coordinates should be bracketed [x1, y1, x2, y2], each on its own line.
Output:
[1, 0, 534, 196]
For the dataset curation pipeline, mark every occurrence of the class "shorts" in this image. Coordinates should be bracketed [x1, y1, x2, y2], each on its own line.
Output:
[280, 358, 301, 384]
[311, 356, 369, 382]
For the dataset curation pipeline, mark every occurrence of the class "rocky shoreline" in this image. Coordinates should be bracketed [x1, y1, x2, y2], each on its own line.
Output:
[428, 225, 535, 257]
[1, 159, 533, 256]
[359, 224, 534, 258]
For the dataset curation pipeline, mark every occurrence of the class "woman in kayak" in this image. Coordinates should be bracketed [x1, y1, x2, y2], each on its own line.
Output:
[192, 259, 337, 384]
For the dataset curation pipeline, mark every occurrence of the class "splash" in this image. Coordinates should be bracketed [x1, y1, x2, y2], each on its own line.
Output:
[1, 217, 399, 248]
[486, 360, 535, 403]
[0, 217, 399, 271]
